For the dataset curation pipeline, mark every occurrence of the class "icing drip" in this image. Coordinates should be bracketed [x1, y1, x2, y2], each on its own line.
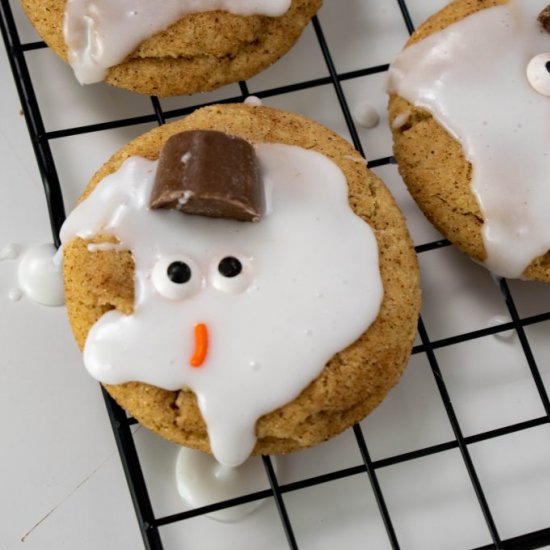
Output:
[17, 244, 65, 307]
[63, 0, 292, 84]
[176, 448, 276, 521]
[60, 144, 383, 466]
[388, 0, 550, 278]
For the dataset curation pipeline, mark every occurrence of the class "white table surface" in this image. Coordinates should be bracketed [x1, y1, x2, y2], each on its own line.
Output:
[1, 1, 550, 549]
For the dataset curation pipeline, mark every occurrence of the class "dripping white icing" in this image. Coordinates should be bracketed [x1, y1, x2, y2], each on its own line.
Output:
[63, 0, 292, 84]
[17, 244, 65, 307]
[388, 0, 550, 278]
[175, 448, 275, 521]
[60, 144, 383, 466]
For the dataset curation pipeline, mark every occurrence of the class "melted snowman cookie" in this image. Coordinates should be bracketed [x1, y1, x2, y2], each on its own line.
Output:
[388, 0, 550, 280]
[19, 0, 321, 96]
[61, 104, 420, 464]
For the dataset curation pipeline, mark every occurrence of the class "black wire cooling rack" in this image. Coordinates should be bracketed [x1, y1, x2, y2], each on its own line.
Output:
[2, 1, 550, 548]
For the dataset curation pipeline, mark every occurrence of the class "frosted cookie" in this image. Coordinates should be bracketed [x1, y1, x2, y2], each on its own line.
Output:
[388, 0, 550, 281]
[19, 0, 321, 96]
[61, 104, 420, 466]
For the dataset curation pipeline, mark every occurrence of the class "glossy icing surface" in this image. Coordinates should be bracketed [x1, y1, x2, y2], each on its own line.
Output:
[63, 0, 292, 84]
[17, 243, 65, 307]
[61, 143, 383, 466]
[388, 0, 550, 278]
[176, 447, 275, 521]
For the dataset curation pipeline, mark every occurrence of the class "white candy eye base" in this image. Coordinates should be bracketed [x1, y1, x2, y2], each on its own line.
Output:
[210, 255, 253, 294]
[526, 53, 550, 97]
[152, 255, 202, 301]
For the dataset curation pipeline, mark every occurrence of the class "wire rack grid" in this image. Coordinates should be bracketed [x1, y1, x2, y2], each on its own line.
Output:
[1, 0, 550, 548]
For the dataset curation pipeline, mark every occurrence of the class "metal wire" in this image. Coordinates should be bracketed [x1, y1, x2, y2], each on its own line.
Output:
[1, 0, 550, 548]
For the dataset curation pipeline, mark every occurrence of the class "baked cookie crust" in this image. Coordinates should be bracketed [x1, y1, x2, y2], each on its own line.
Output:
[388, 0, 550, 281]
[19, 0, 322, 96]
[63, 103, 421, 457]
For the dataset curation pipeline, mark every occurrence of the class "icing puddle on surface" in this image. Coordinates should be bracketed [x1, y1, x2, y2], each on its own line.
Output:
[1, 242, 65, 307]
[176, 448, 276, 521]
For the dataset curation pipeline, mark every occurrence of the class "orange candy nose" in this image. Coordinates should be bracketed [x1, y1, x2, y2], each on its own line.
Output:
[190, 323, 208, 368]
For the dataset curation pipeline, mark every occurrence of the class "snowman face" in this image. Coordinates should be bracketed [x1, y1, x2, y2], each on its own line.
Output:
[61, 144, 382, 466]
[388, 0, 550, 278]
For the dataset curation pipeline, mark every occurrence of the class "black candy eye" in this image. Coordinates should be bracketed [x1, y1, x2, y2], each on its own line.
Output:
[546, 61, 550, 74]
[218, 257, 243, 278]
[167, 261, 192, 284]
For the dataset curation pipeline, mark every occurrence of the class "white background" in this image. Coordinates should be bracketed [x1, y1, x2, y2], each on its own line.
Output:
[1, 0, 550, 548]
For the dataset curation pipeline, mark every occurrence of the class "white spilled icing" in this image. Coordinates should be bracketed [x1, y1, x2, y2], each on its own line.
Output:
[388, 0, 550, 278]
[175, 447, 275, 521]
[488, 314, 516, 342]
[63, 0, 292, 84]
[0, 243, 20, 261]
[8, 288, 23, 302]
[244, 96, 264, 107]
[17, 244, 65, 307]
[60, 144, 383, 466]
[353, 102, 380, 129]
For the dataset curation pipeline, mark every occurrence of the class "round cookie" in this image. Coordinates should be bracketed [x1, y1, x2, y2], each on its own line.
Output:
[62, 103, 420, 461]
[388, 0, 550, 281]
[19, 0, 322, 96]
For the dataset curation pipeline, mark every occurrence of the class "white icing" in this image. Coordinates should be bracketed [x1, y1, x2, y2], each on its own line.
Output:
[60, 144, 383, 466]
[176, 448, 275, 521]
[17, 244, 65, 307]
[87, 242, 128, 252]
[244, 96, 264, 107]
[388, 0, 550, 278]
[0, 243, 20, 261]
[353, 102, 380, 129]
[8, 288, 23, 302]
[391, 111, 411, 130]
[63, 0, 292, 84]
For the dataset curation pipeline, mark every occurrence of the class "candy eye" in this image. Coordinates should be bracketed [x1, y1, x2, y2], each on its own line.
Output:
[152, 255, 201, 300]
[526, 53, 550, 97]
[210, 255, 252, 294]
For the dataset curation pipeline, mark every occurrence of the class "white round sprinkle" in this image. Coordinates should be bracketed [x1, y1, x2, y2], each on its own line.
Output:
[176, 448, 276, 522]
